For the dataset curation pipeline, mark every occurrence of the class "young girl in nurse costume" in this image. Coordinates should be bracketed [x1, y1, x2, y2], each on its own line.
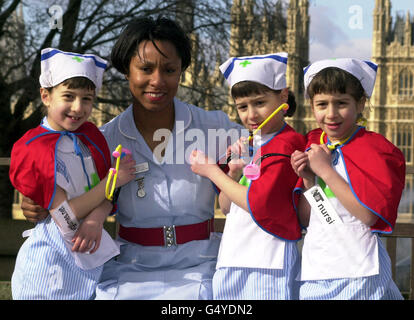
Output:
[190, 53, 305, 300]
[291, 58, 405, 300]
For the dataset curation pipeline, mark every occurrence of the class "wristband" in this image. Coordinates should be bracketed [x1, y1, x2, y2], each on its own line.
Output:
[50, 200, 79, 233]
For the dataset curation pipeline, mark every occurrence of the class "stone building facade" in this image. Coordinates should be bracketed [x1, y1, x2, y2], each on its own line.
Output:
[218, 0, 309, 127]
[370, 0, 414, 216]
[221, 0, 413, 216]
[11, 0, 414, 218]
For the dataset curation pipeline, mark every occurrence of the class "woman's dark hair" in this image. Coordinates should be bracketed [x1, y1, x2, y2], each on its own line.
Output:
[307, 67, 367, 102]
[231, 81, 296, 117]
[111, 16, 192, 75]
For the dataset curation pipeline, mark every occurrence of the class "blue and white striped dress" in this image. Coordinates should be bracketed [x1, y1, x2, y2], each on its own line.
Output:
[213, 242, 300, 300]
[299, 238, 402, 300]
[12, 216, 103, 299]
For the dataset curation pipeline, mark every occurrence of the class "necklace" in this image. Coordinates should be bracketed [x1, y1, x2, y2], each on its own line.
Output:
[319, 130, 355, 150]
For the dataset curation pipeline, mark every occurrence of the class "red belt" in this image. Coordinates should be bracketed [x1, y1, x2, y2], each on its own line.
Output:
[118, 219, 214, 247]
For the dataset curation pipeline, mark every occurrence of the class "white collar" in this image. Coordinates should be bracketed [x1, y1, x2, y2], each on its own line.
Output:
[118, 97, 192, 140]
[252, 132, 276, 147]
[40, 117, 80, 153]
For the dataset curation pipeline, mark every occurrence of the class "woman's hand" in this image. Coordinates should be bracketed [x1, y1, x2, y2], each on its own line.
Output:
[21, 196, 49, 223]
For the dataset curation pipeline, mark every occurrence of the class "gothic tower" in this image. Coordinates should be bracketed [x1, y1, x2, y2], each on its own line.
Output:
[371, 0, 414, 215]
[286, 0, 309, 132]
[371, 0, 414, 157]
[228, 0, 309, 125]
[371, 0, 392, 133]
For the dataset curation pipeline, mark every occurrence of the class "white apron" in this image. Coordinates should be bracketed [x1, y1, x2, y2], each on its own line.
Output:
[300, 151, 379, 281]
[45, 119, 120, 270]
[216, 133, 286, 270]
[217, 203, 286, 269]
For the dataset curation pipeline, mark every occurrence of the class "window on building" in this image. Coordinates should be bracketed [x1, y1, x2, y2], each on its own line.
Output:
[399, 69, 413, 97]
[396, 128, 413, 164]
[399, 177, 413, 215]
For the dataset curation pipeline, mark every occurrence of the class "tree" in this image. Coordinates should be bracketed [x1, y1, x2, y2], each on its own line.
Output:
[0, 0, 233, 218]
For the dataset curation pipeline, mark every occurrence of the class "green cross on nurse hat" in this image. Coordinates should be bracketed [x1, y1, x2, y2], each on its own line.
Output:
[39, 48, 107, 93]
[220, 52, 288, 91]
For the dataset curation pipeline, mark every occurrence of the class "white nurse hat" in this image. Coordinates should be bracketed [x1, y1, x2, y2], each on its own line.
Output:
[219, 52, 288, 91]
[303, 58, 378, 98]
[39, 48, 107, 93]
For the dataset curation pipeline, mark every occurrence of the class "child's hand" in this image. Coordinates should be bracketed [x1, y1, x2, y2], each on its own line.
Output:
[228, 157, 246, 177]
[226, 137, 250, 174]
[189, 149, 218, 178]
[291, 150, 315, 182]
[71, 219, 103, 254]
[228, 136, 249, 160]
[307, 144, 332, 178]
[114, 154, 136, 187]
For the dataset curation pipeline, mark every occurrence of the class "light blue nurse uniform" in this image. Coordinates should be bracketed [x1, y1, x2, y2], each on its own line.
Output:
[95, 98, 241, 299]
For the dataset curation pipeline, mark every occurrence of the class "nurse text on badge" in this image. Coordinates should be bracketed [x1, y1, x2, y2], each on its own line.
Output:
[304, 185, 343, 226]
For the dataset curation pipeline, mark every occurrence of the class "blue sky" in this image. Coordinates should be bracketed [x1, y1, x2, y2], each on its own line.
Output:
[309, 0, 413, 62]
[26, 0, 412, 63]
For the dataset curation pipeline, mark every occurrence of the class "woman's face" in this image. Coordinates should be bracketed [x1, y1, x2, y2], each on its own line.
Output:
[127, 40, 182, 113]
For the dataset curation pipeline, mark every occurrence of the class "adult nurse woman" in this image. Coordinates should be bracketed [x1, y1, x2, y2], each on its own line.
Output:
[21, 16, 241, 299]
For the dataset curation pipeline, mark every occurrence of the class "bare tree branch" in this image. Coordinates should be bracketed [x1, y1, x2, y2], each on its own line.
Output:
[0, 0, 20, 37]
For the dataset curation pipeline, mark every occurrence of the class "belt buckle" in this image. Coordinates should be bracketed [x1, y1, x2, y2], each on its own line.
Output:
[163, 225, 177, 247]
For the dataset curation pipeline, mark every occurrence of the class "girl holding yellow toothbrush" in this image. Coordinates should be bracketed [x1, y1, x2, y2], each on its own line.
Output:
[190, 53, 305, 300]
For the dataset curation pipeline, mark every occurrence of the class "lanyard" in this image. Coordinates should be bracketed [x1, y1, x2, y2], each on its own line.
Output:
[319, 130, 356, 151]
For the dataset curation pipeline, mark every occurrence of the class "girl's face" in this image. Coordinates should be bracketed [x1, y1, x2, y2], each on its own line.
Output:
[235, 88, 288, 135]
[311, 91, 365, 142]
[127, 39, 182, 113]
[40, 84, 94, 131]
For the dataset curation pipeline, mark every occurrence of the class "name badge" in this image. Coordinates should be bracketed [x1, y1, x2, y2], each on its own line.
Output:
[134, 162, 149, 174]
[304, 185, 343, 226]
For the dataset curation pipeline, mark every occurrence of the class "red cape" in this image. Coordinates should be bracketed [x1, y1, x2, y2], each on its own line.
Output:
[303, 127, 405, 233]
[9, 122, 111, 210]
[246, 124, 305, 241]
